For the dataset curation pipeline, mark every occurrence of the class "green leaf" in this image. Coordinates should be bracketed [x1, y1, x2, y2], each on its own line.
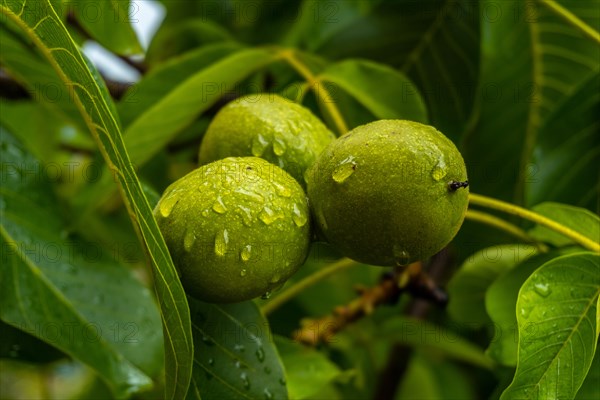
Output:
[447, 244, 538, 327]
[0, 2, 194, 399]
[308, 0, 480, 141]
[73, 0, 142, 55]
[575, 349, 600, 400]
[501, 253, 600, 400]
[378, 317, 493, 370]
[0, 130, 163, 397]
[146, 18, 236, 65]
[396, 352, 476, 400]
[118, 42, 242, 128]
[485, 248, 581, 366]
[464, 1, 599, 204]
[528, 202, 600, 247]
[318, 59, 428, 124]
[187, 298, 288, 400]
[274, 336, 341, 400]
[525, 72, 600, 211]
[0, 22, 87, 129]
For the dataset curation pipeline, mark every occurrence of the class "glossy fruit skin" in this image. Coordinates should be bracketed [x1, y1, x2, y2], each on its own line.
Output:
[154, 157, 311, 303]
[306, 120, 469, 266]
[198, 94, 335, 186]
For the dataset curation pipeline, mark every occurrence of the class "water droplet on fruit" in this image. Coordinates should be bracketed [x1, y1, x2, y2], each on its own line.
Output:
[240, 269, 247, 277]
[214, 229, 229, 256]
[256, 347, 265, 362]
[270, 273, 281, 284]
[264, 388, 273, 400]
[241, 372, 250, 389]
[533, 282, 551, 297]
[212, 196, 228, 214]
[292, 203, 307, 227]
[251, 134, 269, 156]
[273, 137, 286, 156]
[332, 156, 356, 183]
[272, 181, 291, 197]
[159, 192, 181, 217]
[237, 205, 254, 226]
[183, 230, 196, 252]
[431, 161, 447, 181]
[241, 245, 252, 261]
[235, 187, 264, 202]
[259, 207, 283, 225]
[202, 209, 209, 217]
[394, 248, 410, 266]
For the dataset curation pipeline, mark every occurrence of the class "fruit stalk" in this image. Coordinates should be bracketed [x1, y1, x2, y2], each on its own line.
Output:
[469, 193, 600, 252]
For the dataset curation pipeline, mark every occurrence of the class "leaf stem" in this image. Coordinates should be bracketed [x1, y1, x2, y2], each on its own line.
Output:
[277, 49, 349, 135]
[469, 193, 600, 253]
[261, 257, 357, 315]
[465, 209, 549, 252]
[538, 0, 600, 44]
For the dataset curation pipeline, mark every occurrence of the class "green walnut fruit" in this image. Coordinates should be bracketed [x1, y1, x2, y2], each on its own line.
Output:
[154, 157, 311, 303]
[199, 94, 335, 186]
[306, 120, 469, 266]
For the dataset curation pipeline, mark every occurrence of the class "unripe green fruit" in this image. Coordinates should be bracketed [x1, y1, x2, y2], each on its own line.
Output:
[154, 157, 311, 303]
[306, 120, 469, 266]
[199, 94, 335, 186]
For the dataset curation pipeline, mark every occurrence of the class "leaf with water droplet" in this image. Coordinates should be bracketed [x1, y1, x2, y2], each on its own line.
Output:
[187, 299, 289, 399]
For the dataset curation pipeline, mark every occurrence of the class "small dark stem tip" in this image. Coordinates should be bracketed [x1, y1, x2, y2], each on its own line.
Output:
[449, 180, 469, 191]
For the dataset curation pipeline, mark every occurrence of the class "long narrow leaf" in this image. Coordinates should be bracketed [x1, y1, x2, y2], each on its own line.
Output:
[0, 1, 193, 398]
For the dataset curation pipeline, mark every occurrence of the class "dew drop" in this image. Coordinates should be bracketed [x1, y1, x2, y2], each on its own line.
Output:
[159, 192, 181, 217]
[202, 209, 209, 217]
[234, 344, 246, 352]
[208, 358, 214, 366]
[292, 203, 308, 227]
[431, 161, 447, 181]
[214, 229, 229, 256]
[237, 205, 254, 226]
[251, 134, 269, 156]
[270, 273, 282, 284]
[241, 245, 252, 261]
[235, 187, 264, 202]
[183, 230, 196, 252]
[395, 249, 410, 266]
[241, 372, 250, 390]
[261, 291, 272, 300]
[256, 347, 265, 362]
[272, 181, 292, 198]
[332, 156, 356, 183]
[264, 388, 273, 400]
[533, 282, 551, 298]
[259, 207, 283, 225]
[273, 137, 286, 156]
[240, 269, 247, 277]
[212, 196, 228, 214]
[520, 306, 533, 319]
[201, 335, 215, 346]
